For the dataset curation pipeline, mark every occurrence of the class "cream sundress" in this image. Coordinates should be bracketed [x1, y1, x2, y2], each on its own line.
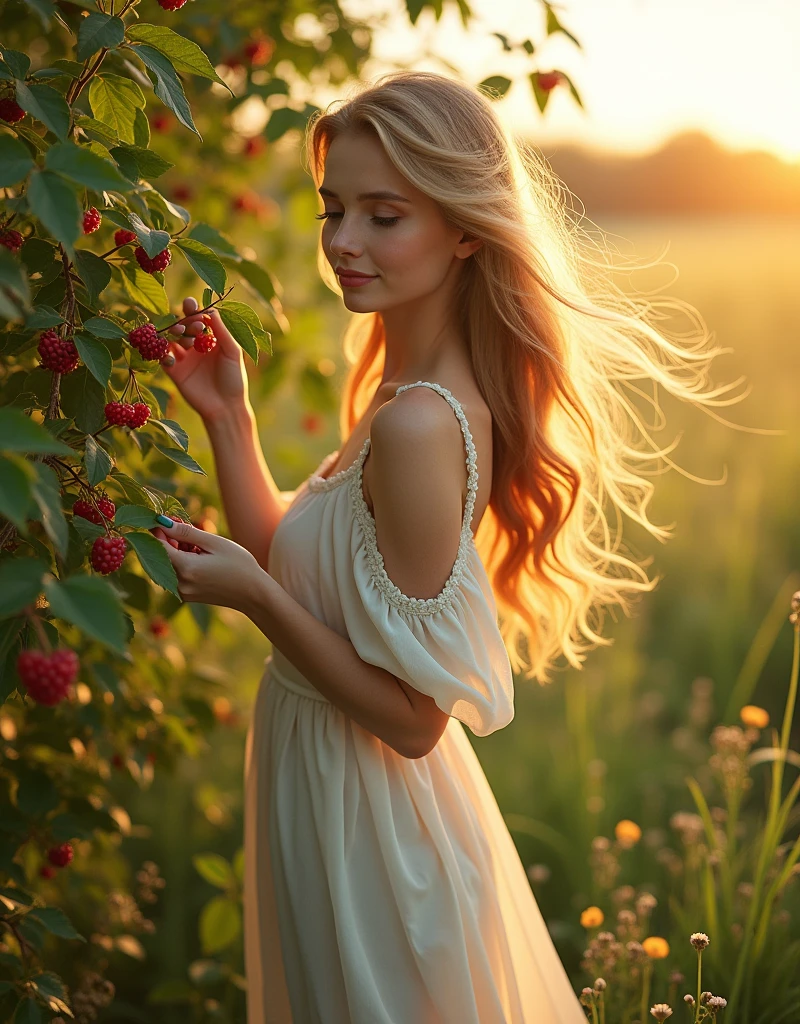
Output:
[243, 381, 587, 1023]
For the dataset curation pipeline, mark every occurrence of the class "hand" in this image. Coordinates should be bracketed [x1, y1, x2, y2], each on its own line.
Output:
[149, 519, 265, 614]
[159, 296, 249, 424]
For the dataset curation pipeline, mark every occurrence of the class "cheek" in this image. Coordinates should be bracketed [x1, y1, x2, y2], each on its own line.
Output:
[377, 223, 452, 280]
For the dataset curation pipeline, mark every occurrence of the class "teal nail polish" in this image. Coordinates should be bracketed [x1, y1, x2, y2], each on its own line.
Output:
[155, 514, 174, 528]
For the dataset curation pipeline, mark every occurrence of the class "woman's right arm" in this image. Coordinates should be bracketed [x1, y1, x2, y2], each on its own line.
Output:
[204, 402, 289, 572]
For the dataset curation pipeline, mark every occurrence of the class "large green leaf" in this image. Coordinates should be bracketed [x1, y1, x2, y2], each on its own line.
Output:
[59, 367, 106, 433]
[76, 12, 125, 62]
[110, 144, 173, 181]
[83, 316, 127, 340]
[11, 997, 41, 1023]
[24, 305, 63, 330]
[125, 531, 180, 597]
[82, 433, 114, 485]
[14, 81, 70, 141]
[193, 852, 235, 889]
[72, 334, 112, 389]
[0, 247, 32, 320]
[119, 265, 169, 316]
[0, 454, 36, 530]
[148, 418, 188, 452]
[126, 212, 170, 258]
[174, 237, 226, 295]
[43, 573, 128, 654]
[132, 45, 200, 139]
[0, 135, 34, 186]
[27, 169, 81, 257]
[45, 140, 133, 192]
[88, 75, 145, 144]
[149, 442, 206, 476]
[30, 462, 68, 557]
[127, 24, 231, 90]
[113, 504, 159, 528]
[0, 407, 73, 455]
[74, 250, 112, 306]
[1, 50, 31, 80]
[0, 558, 48, 618]
[26, 907, 86, 942]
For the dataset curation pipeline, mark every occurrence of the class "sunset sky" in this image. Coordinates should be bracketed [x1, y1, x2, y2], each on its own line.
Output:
[342, 0, 800, 161]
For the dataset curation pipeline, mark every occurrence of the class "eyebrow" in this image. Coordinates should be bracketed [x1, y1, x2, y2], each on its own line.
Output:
[318, 187, 411, 203]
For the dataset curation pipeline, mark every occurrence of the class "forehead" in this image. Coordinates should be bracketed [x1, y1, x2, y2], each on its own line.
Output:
[321, 131, 418, 200]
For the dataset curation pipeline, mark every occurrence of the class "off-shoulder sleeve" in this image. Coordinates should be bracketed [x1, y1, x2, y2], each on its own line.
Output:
[338, 502, 515, 739]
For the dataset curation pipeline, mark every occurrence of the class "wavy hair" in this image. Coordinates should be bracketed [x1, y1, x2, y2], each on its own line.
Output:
[304, 70, 748, 684]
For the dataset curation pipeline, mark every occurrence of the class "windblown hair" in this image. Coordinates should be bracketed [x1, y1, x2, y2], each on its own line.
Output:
[304, 70, 747, 684]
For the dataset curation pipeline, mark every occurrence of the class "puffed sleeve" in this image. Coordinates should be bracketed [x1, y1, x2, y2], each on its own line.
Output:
[338, 493, 515, 739]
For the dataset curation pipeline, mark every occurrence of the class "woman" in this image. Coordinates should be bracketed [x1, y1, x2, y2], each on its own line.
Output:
[151, 71, 739, 1022]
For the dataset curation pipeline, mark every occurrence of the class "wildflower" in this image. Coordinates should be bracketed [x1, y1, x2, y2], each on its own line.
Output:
[669, 970, 685, 984]
[593, 978, 606, 991]
[740, 705, 769, 729]
[684, 994, 696, 1005]
[579, 987, 595, 1007]
[642, 936, 670, 959]
[650, 1005, 673, 1021]
[617, 909, 637, 927]
[526, 863, 551, 884]
[612, 884, 636, 904]
[700, 991, 713, 1004]
[636, 891, 658, 915]
[581, 906, 604, 928]
[707, 995, 727, 1011]
[615, 819, 642, 847]
[690, 932, 710, 951]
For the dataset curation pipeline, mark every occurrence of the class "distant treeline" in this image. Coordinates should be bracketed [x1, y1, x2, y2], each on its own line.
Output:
[536, 130, 800, 215]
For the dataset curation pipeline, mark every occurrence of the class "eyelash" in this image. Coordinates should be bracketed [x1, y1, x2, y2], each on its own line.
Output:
[315, 212, 400, 228]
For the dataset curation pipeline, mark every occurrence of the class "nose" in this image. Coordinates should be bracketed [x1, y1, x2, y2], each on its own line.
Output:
[328, 215, 364, 258]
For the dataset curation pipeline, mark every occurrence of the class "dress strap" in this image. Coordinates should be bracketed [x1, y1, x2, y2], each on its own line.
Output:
[394, 381, 479, 538]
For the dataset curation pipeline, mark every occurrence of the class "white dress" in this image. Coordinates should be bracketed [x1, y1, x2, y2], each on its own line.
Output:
[243, 381, 587, 1023]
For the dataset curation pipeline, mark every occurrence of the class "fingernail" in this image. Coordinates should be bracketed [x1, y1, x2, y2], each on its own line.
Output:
[162, 353, 175, 367]
[155, 514, 175, 528]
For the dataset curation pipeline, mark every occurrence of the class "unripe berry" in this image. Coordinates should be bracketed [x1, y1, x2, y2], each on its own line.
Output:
[0, 97, 25, 123]
[17, 648, 79, 706]
[82, 207, 101, 234]
[47, 842, 74, 867]
[114, 228, 137, 247]
[91, 535, 127, 574]
[134, 245, 172, 274]
[0, 228, 23, 253]
[38, 329, 80, 374]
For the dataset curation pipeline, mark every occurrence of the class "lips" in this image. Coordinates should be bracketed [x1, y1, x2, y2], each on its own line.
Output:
[336, 269, 376, 279]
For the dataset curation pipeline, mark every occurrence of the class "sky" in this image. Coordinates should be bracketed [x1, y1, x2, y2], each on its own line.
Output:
[335, 0, 800, 161]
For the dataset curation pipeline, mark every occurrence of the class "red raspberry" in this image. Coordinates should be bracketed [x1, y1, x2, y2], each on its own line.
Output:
[231, 192, 262, 214]
[243, 37, 274, 66]
[0, 228, 23, 253]
[193, 327, 217, 354]
[127, 402, 151, 429]
[96, 496, 116, 520]
[128, 322, 168, 361]
[38, 329, 80, 375]
[114, 228, 137, 247]
[0, 97, 25, 123]
[91, 535, 127, 574]
[536, 71, 563, 92]
[173, 184, 192, 202]
[82, 207, 101, 234]
[73, 498, 103, 525]
[39, 864, 56, 879]
[104, 400, 133, 426]
[47, 842, 73, 867]
[150, 111, 173, 132]
[243, 136, 266, 158]
[17, 647, 79, 706]
[149, 615, 170, 637]
[134, 245, 171, 274]
[158, 0, 189, 8]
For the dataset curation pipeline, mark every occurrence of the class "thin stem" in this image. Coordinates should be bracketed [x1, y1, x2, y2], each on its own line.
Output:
[158, 285, 236, 333]
[695, 950, 702, 1024]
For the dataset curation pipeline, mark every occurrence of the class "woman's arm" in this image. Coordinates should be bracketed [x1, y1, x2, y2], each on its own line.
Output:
[204, 402, 289, 572]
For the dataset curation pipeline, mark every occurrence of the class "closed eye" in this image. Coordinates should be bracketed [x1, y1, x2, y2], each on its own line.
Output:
[315, 212, 400, 227]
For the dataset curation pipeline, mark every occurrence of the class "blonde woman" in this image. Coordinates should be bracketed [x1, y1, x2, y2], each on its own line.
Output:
[152, 70, 741, 1022]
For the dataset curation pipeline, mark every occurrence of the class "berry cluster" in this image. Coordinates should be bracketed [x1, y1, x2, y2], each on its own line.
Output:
[17, 647, 79, 705]
[104, 400, 151, 429]
[83, 207, 102, 234]
[38, 329, 80, 374]
[135, 245, 171, 274]
[0, 227, 23, 252]
[91, 535, 127, 574]
[157, 0, 189, 8]
[39, 841, 74, 878]
[73, 494, 116, 524]
[128, 322, 169, 361]
[114, 228, 137, 247]
[0, 97, 25, 123]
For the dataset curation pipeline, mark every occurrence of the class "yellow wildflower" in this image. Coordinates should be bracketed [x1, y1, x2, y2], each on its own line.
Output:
[580, 906, 604, 928]
[615, 819, 642, 848]
[643, 936, 670, 959]
[740, 705, 769, 729]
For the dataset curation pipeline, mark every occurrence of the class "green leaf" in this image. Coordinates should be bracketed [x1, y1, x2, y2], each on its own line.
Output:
[29, 970, 67, 1000]
[0, 558, 47, 618]
[188, 222, 238, 257]
[14, 81, 70, 141]
[45, 140, 134, 192]
[149, 442, 205, 475]
[133, 45, 201, 139]
[0, 407, 73, 455]
[199, 895, 241, 953]
[82, 433, 114, 485]
[127, 211, 170, 257]
[22, 0, 57, 31]
[0, 135, 34, 186]
[217, 300, 271, 363]
[0, 455, 36, 529]
[58, 368, 106, 434]
[83, 315, 127, 339]
[193, 852, 235, 889]
[27, 169, 81, 258]
[174, 237, 226, 295]
[15, 765, 59, 816]
[24, 305, 63, 330]
[12, 996, 42, 1024]
[149, 417, 188, 451]
[72, 333, 112, 389]
[30, 462, 69, 557]
[126, 531, 180, 597]
[1, 51, 31, 80]
[127, 24, 232, 90]
[43, 574, 128, 654]
[74, 113, 120, 146]
[113, 504, 159, 528]
[0, 247, 33, 319]
[74, 250, 112, 306]
[88, 75, 144, 144]
[265, 106, 308, 143]
[110, 144, 173, 181]
[76, 13, 125, 62]
[236, 258, 276, 307]
[26, 906, 86, 942]
[120, 265, 169, 316]
[479, 75, 512, 98]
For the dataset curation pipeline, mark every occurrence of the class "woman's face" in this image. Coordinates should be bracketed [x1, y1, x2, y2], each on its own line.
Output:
[318, 130, 476, 311]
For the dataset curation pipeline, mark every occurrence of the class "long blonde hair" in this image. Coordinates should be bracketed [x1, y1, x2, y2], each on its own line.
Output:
[304, 70, 747, 684]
